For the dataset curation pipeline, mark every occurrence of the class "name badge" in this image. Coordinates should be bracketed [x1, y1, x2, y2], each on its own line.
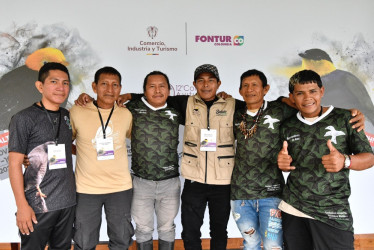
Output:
[200, 129, 217, 151]
[48, 144, 67, 170]
[96, 137, 115, 160]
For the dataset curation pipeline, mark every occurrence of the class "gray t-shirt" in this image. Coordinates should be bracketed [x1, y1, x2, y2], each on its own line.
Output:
[9, 103, 76, 214]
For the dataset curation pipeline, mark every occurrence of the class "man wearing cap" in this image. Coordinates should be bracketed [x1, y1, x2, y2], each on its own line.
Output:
[111, 64, 244, 250]
[155, 65, 243, 250]
[177, 64, 240, 250]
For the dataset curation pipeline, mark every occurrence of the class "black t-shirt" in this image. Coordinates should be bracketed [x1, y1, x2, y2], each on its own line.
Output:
[9, 104, 76, 214]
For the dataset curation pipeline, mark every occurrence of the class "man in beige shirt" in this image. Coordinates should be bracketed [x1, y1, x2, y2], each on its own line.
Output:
[70, 66, 133, 250]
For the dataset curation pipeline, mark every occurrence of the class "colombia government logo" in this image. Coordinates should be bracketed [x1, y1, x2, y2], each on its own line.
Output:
[128, 26, 178, 55]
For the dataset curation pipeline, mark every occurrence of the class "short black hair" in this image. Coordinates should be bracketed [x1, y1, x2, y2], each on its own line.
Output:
[38, 62, 70, 83]
[143, 71, 170, 92]
[240, 69, 268, 89]
[94, 66, 122, 85]
[289, 70, 323, 93]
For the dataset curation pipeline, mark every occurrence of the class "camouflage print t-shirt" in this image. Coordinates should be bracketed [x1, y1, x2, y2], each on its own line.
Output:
[280, 106, 373, 232]
[127, 98, 182, 181]
[231, 100, 296, 200]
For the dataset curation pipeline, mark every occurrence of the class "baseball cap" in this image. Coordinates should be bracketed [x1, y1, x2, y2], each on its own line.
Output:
[194, 64, 220, 81]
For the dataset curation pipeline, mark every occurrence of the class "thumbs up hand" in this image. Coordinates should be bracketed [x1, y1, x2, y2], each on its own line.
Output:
[278, 141, 295, 172]
[322, 139, 345, 172]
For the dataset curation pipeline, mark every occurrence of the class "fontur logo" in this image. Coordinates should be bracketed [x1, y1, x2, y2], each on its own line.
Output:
[195, 35, 244, 46]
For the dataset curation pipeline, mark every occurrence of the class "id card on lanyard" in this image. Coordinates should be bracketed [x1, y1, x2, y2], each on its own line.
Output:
[95, 101, 115, 160]
[48, 144, 67, 169]
[40, 101, 67, 169]
[200, 129, 217, 151]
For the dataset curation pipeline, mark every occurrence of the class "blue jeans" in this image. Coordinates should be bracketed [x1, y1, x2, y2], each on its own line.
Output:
[231, 198, 283, 250]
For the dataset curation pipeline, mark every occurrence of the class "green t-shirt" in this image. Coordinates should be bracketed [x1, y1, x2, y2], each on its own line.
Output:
[127, 98, 182, 181]
[231, 100, 296, 200]
[280, 106, 373, 232]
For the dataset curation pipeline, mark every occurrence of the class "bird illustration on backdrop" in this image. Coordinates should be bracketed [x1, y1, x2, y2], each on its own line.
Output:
[0, 47, 69, 132]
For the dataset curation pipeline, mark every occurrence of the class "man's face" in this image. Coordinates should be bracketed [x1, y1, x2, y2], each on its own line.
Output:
[36, 69, 70, 109]
[290, 82, 325, 118]
[144, 74, 170, 108]
[239, 75, 269, 109]
[193, 72, 221, 101]
[92, 73, 121, 109]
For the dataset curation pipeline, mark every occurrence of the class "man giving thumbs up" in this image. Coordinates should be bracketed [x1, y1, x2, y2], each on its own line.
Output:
[277, 70, 374, 250]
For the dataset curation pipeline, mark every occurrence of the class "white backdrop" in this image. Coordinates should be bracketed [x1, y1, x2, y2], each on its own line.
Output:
[1, 0, 374, 243]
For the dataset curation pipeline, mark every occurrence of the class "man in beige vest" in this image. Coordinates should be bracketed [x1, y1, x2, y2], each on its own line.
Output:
[179, 64, 239, 250]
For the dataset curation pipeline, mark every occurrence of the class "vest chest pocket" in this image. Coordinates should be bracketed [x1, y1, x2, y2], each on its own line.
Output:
[184, 122, 200, 144]
[215, 155, 234, 180]
[219, 121, 234, 143]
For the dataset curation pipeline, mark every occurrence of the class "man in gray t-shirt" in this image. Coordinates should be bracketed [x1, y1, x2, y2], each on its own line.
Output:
[8, 62, 76, 250]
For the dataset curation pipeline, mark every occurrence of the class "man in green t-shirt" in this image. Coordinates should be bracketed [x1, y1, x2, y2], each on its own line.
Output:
[278, 69, 374, 250]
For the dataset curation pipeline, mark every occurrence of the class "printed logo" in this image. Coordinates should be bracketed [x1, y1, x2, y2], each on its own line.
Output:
[263, 115, 279, 129]
[324, 126, 345, 144]
[127, 26, 178, 55]
[287, 134, 300, 142]
[195, 35, 244, 46]
[325, 210, 348, 220]
[163, 165, 175, 171]
[134, 108, 147, 114]
[165, 110, 177, 120]
[147, 26, 158, 39]
[216, 109, 227, 116]
[64, 116, 71, 129]
[233, 36, 244, 46]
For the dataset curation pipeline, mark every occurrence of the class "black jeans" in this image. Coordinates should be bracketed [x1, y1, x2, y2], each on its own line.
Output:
[73, 190, 134, 250]
[282, 212, 354, 250]
[181, 180, 231, 250]
[20, 206, 75, 250]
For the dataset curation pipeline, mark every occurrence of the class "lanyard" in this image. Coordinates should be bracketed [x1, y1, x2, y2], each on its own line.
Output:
[94, 101, 114, 139]
[40, 101, 61, 145]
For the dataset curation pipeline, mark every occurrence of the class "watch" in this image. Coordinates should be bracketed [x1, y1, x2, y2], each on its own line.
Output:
[343, 154, 351, 169]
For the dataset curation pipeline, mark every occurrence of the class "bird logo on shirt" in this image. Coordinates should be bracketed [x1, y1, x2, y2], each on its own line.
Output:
[324, 126, 345, 144]
[263, 115, 280, 129]
[165, 110, 177, 121]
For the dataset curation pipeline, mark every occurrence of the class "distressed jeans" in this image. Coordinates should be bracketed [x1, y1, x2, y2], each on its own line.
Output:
[231, 198, 283, 250]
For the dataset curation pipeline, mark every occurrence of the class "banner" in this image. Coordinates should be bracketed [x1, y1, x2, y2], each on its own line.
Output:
[0, 130, 9, 181]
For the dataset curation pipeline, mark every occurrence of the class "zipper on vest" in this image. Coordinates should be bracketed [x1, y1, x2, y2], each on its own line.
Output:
[184, 152, 198, 158]
[205, 105, 211, 183]
[185, 141, 197, 147]
[217, 155, 235, 159]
